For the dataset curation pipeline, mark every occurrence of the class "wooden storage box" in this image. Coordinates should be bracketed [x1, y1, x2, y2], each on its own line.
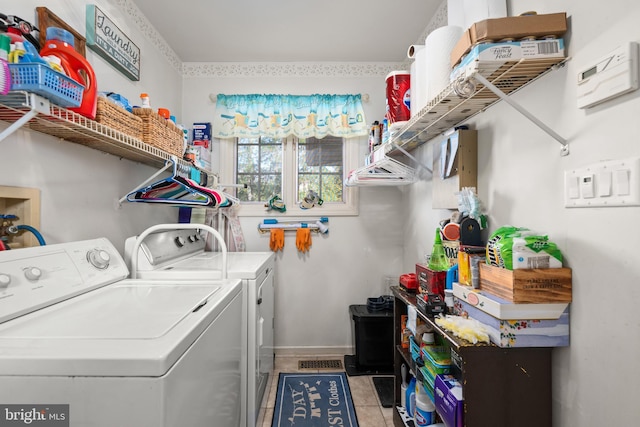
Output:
[95, 97, 143, 140]
[132, 108, 185, 158]
[479, 263, 572, 303]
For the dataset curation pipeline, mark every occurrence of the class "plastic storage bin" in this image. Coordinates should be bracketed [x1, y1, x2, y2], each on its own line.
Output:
[349, 304, 394, 371]
[8, 63, 84, 108]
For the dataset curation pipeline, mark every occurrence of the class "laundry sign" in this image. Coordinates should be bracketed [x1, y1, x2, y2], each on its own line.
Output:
[86, 5, 140, 81]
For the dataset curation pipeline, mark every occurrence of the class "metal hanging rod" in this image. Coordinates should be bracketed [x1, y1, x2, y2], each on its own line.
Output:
[258, 217, 329, 234]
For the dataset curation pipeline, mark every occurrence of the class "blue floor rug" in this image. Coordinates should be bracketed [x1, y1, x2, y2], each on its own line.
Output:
[272, 372, 359, 427]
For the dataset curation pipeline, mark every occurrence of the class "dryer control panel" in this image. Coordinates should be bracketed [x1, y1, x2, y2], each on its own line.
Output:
[0, 238, 128, 324]
[124, 229, 206, 271]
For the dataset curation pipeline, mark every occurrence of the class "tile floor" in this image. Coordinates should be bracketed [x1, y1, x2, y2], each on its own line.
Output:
[259, 354, 395, 427]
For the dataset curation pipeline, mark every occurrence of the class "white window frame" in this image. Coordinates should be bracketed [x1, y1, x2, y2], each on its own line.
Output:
[219, 136, 361, 217]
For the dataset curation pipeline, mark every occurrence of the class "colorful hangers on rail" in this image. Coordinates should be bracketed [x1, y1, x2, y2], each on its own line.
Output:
[124, 157, 238, 208]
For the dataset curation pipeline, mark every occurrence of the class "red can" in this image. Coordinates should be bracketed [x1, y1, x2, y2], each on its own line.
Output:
[385, 71, 410, 123]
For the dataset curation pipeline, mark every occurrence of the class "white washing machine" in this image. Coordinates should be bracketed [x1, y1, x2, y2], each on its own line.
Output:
[0, 237, 244, 427]
[124, 224, 275, 427]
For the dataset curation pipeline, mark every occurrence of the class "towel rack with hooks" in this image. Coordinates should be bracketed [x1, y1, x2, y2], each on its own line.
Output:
[258, 217, 329, 234]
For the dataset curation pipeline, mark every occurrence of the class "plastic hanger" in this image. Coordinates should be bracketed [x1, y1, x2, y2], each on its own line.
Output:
[126, 158, 220, 207]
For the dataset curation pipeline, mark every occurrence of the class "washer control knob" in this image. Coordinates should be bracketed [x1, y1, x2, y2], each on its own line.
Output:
[23, 267, 42, 281]
[188, 234, 197, 243]
[0, 274, 11, 288]
[175, 236, 186, 247]
[87, 249, 111, 269]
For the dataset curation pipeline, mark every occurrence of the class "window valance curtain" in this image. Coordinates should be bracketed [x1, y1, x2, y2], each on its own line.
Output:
[213, 94, 368, 139]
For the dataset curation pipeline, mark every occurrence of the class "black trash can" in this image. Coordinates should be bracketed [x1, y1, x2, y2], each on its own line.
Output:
[347, 304, 394, 374]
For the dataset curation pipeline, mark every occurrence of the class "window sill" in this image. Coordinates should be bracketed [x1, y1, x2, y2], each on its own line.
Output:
[235, 199, 358, 217]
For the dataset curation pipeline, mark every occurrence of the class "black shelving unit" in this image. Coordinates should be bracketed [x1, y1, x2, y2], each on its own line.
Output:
[391, 286, 552, 427]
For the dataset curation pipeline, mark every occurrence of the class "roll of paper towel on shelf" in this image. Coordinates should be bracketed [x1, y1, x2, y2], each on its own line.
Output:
[410, 46, 429, 117]
[425, 25, 463, 103]
[407, 44, 424, 59]
[447, 0, 507, 30]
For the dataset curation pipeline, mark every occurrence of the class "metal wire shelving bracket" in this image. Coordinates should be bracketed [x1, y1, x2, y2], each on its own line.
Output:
[0, 93, 50, 143]
[389, 142, 432, 173]
[471, 73, 569, 156]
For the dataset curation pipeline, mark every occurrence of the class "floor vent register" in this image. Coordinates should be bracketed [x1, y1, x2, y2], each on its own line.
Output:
[298, 359, 344, 370]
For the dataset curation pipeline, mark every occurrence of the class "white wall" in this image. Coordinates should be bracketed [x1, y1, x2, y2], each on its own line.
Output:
[403, 1, 640, 426]
[4, 0, 637, 424]
[181, 68, 407, 353]
[1, 0, 184, 252]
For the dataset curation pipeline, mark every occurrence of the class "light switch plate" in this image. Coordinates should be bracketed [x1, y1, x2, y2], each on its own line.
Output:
[565, 157, 640, 207]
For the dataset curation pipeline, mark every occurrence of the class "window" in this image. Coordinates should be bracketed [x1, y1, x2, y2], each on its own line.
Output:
[297, 136, 343, 203]
[236, 137, 283, 202]
[220, 135, 361, 216]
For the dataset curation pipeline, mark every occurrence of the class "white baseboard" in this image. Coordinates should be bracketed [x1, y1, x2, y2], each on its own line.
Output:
[274, 346, 353, 356]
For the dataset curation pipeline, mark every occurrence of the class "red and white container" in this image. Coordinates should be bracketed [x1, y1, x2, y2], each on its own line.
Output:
[385, 71, 410, 123]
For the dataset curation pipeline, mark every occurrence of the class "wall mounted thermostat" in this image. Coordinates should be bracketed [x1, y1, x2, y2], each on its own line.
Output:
[577, 41, 639, 109]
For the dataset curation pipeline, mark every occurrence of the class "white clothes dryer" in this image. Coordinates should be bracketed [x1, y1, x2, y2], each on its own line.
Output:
[0, 237, 244, 427]
[125, 224, 275, 427]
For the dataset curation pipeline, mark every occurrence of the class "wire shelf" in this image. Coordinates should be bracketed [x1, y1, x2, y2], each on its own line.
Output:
[389, 57, 566, 154]
[346, 56, 567, 187]
[0, 91, 196, 170]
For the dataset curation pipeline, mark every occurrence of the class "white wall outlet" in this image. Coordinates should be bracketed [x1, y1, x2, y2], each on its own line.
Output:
[564, 157, 640, 207]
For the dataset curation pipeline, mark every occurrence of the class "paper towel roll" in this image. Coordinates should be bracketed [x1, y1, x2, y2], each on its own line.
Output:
[425, 25, 462, 104]
[411, 47, 429, 117]
[407, 44, 424, 59]
[447, 0, 507, 29]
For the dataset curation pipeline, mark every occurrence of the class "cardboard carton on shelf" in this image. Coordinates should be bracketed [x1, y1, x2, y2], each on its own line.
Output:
[452, 282, 568, 320]
[453, 296, 569, 348]
[450, 38, 566, 82]
[451, 12, 568, 68]
[435, 374, 464, 427]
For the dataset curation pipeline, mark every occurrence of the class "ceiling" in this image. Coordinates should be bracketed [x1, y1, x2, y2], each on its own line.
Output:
[129, 0, 442, 63]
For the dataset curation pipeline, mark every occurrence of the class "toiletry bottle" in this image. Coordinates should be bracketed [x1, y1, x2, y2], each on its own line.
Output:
[140, 93, 151, 109]
[0, 34, 10, 61]
[428, 228, 450, 271]
[8, 41, 25, 63]
[406, 376, 417, 418]
[414, 384, 435, 426]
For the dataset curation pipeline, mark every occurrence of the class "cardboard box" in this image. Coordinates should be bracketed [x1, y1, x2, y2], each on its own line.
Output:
[479, 263, 572, 303]
[192, 122, 212, 148]
[450, 38, 566, 82]
[452, 282, 569, 320]
[434, 374, 464, 427]
[451, 12, 568, 67]
[416, 263, 447, 297]
[454, 296, 569, 348]
[471, 12, 567, 43]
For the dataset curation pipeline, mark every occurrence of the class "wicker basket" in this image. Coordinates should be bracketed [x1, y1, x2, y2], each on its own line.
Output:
[132, 107, 185, 157]
[95, 97, 143, 140]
